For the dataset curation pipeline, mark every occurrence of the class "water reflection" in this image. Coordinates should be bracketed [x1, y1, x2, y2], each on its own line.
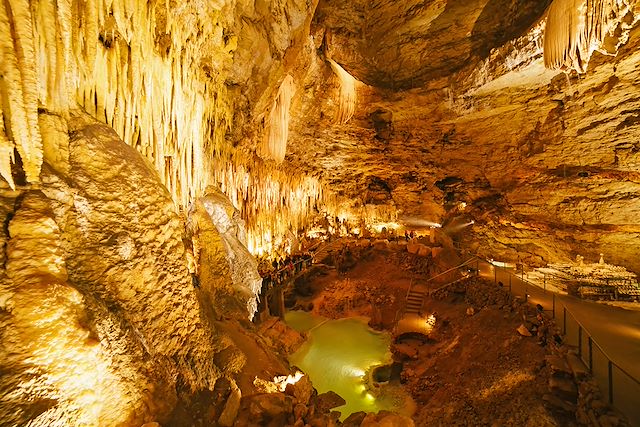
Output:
[285, 311, 413, 419]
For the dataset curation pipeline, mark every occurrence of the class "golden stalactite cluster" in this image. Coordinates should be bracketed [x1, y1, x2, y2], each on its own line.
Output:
[0, 0, 329, 254]
[0, 0, 391, 256]
[543, 0, 636, 73]
[212, 154, 330, 255]
[0, 0, 43, 186]
[0, 0, 234, 206]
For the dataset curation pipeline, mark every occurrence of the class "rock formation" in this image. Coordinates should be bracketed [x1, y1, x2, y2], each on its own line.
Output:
[1, 0, 640, 424]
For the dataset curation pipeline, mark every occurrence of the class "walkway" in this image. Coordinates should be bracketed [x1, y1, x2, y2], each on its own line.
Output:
[475, 260, 640, 381]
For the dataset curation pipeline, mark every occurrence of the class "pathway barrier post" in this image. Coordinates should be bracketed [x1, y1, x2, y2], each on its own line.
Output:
[608, 361, 614, 404]
[578, 326, 583, 357]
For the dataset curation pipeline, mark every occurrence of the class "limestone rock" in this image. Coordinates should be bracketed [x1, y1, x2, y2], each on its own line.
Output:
[236, 393, 293, 426]
[218, 379, 242, 427]
[313, 391, 346, 413]
[285, 374, 314, 405]
[361, 411, 416, 427]
[343, 411, 367, 427]
[1, 115, 222, 425]
[517, 324, 532, 337]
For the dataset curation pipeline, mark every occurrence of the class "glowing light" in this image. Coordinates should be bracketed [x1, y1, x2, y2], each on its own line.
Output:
[488, 259, 514, 268]
[371, 222, 400, 233]
[256, 371, 306, 393]
[343, 367, 365, 377]
[365, 393, 375, 402]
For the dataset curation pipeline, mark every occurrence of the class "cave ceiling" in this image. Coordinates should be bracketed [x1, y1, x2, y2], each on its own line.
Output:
[314, 0, 554, 89]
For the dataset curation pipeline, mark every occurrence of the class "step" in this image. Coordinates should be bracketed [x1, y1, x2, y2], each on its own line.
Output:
[407, 291, 425, 297]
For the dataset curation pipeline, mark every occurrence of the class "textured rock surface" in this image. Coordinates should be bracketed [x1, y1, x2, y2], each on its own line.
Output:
[200, 188, 262, 318]
[0, 114, 223, 425]
[283, 8, 640, 272]
[315, 0, 553, 89]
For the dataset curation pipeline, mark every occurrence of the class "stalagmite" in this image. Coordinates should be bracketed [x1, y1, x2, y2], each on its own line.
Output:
[544, 0, 633, 72]
[328, 59, 358, 124]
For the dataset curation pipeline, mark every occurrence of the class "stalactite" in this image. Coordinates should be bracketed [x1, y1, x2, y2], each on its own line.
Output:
[0, 126, 15, 190]
[0, 0, 340, 257]
[0, 0, 43, 183]
[261, 75, 295, 164]
[544, 0, 633, 73]
[328, 59, 357, 124]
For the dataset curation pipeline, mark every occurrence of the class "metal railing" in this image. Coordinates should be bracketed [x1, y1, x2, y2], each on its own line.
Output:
[466, 255, 640, 425]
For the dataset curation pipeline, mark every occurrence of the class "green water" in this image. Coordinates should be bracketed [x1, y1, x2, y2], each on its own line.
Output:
[285, 311, 410, 419]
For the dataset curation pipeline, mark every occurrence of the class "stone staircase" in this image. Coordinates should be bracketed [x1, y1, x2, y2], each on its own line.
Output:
[404, 288, 426, 314]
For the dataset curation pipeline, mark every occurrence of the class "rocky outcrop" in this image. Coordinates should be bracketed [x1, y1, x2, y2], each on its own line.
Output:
[0, 114, 225, 425]
[188, 187, 262, 319]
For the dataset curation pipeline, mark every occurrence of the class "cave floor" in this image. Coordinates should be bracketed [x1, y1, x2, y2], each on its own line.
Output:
[290, 248, 572, 426]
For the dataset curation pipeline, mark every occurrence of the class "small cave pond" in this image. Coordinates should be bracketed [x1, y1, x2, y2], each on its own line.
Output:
[285, 311, 415, 420]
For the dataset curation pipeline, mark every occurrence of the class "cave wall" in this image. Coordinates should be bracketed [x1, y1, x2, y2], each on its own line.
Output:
[283, 2, 640, 271]
[0, 114, 230, 425]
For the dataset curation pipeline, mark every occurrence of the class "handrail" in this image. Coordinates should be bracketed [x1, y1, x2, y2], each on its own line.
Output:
[424, 257, 476, 284]
[562, 299, 640, 388]
[465, 252, 640, 389]
[428, 275, 473, 296]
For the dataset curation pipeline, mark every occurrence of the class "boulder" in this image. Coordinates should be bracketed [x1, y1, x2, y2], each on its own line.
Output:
[417, 245, 431, 257]
[285, 374, 314, 404]
[236, 393, 293, 426]
[407, 242, 420, 254]
[343, 411, 367, 427]
[313, 391, 346, 413]
[517, 324, 532, 337]
[218, 380, 241, 426]
[361, 411, 415, 427]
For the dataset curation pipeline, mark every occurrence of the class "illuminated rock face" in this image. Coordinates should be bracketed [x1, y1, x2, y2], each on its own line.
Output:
[0, 0, 327, 252]
[0, 115, 223, 425]
[188, 187, 262, 319]
[314, 0, 553, 89]
[3, 0, 640, 422]
[284, 1, 640, 271]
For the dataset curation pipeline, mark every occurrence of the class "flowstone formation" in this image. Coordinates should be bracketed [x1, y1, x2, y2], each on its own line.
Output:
[188, 187, 262, 319]
[0, 114, 222, 425]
